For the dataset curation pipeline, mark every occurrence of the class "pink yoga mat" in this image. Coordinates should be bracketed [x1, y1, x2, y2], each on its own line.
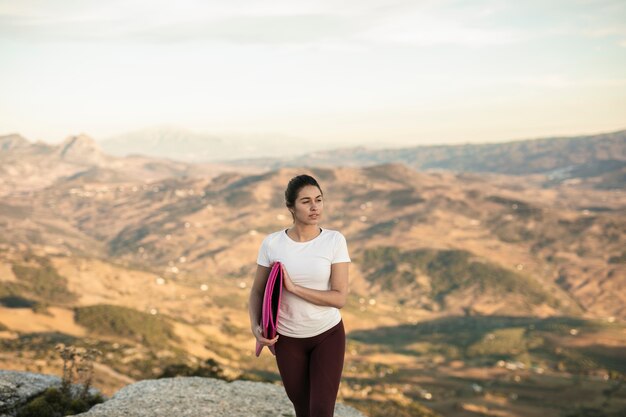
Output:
[255, 261, 283, 357]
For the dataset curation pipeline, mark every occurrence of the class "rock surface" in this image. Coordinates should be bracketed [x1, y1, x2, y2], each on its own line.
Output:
[74, 376, 366, 417]
[0, 370, 102, 416]
[0, 370, 58, 416]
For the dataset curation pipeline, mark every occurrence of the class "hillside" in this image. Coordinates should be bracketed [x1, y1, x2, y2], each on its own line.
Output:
[2, 163, 623, 318]
[0, 135, 624, 417]
[229, 129, 626, 189]
[3, 129, 624, 197]
[0, 133, 253, 197]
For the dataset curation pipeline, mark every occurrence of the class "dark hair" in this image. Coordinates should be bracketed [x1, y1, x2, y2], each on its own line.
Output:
[285, 174, 323, 222]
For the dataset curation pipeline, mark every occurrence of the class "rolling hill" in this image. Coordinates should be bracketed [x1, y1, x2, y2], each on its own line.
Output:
[0, 129, 624, 417]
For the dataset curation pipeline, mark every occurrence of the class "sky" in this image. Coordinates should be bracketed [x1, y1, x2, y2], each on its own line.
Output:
[1, 0, 625, 148]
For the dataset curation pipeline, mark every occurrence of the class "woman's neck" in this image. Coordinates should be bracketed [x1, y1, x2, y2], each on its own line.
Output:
[287, 224, 322, 242]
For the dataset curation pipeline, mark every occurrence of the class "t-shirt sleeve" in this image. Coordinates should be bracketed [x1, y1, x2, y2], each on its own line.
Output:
[332, 232, 351, 264]
[256, 235, 271, 267]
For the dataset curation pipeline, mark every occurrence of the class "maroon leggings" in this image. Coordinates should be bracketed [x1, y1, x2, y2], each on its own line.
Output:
[275, 320, 346, 417]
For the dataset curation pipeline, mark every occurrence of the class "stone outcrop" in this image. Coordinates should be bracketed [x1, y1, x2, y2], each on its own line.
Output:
[75, 376, 366, 417]
[0, 371, 366, 417]
[0, 370, 103, 417]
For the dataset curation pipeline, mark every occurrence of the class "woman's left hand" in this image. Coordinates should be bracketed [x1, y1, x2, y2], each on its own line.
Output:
[281, 264, 298, 293]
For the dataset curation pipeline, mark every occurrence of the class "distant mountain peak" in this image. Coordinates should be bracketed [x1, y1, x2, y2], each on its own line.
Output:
[59, 133, 99, 150]
[57, 133, 105, 164]
[0, 133, 30, 151]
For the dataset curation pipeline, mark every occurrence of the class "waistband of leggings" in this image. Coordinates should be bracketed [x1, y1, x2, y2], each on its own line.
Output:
[279, 318, 343, 339]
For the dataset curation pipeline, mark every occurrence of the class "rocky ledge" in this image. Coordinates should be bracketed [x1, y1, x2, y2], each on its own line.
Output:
[74, 377, 366, 417]
[0, 370, 103, 416]
[0, 370, 366, 417]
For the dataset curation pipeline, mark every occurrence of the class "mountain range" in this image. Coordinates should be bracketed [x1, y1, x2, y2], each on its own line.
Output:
[97, 127, 626, 188]
[234, 129, 626, 189]
[0, 133, 260, 196]
[0, 128, 625, 417]
[2, 128, 624, 197]
[98, 125, 326, 162]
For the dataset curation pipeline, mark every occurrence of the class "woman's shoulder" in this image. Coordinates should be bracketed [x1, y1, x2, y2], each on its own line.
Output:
[322, 228, 347, 239]
[261, 229, 287, 242]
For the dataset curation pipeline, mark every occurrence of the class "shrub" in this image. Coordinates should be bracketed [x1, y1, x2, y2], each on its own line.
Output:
[158, 358, 225, 379]
[344, 397, 440, 417]
[15, 344, 104, 417]
[10, 259, 77, 304]
[74, 304, 179, 348]
[359, 246, 556, 307]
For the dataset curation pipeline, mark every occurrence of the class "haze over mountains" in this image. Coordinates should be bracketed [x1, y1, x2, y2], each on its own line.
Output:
[97, 127, 626, 186]
[233, 129, 626, 187]
[2, 128, 624, 195]
[0, 128, 625, 417]
[0, 133, 260, 196]
[98, 126, 328, 162]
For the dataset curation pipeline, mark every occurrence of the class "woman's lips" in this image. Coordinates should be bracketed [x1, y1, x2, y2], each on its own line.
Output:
[309, 214, 319, 218]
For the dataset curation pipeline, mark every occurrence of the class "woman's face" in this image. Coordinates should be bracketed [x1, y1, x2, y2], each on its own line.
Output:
[290, 185, 323, 225]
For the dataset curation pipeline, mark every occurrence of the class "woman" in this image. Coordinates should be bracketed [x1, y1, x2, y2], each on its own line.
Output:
[248, 174, 351, 417]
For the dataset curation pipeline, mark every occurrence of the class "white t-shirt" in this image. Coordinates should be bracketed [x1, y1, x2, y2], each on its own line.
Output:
[256, 227, 351, 337]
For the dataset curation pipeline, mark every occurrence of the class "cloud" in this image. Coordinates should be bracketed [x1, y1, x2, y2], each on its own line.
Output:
[1, 0, 625, 50]
[0, 0, 367, 44]
[501, 75, 626, 88]
[130, 14, 366, 44]
[0, 12, 366, 44]
[581, 24, 626, 48]
[356, 17, 526, 47]
[0, 0, 530, 46]
[583, 26, 626, 38]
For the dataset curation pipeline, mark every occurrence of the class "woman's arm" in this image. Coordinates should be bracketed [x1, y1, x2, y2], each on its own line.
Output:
[282, 262, 349, 309]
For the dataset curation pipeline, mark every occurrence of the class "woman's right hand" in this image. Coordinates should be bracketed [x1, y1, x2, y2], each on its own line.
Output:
[252, 324, 279, 347]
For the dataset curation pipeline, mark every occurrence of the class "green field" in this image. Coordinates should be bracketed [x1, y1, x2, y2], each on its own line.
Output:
[347, 315, 626, 417]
